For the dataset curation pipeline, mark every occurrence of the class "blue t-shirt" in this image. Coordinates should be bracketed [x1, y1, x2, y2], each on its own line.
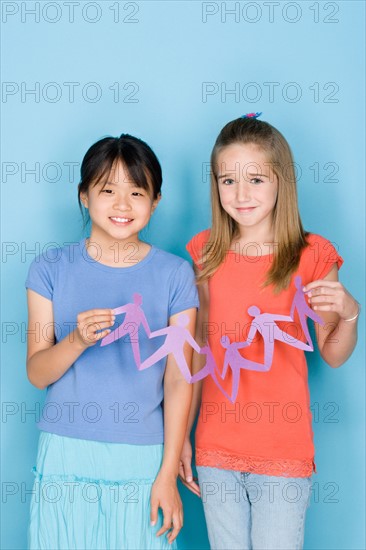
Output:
[25, 240, 198, 444]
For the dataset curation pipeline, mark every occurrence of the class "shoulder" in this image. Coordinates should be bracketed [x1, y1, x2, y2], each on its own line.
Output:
[305, 232, 334, 247]
[187, 229, 211, 249]
[301, 232, 343, 278]
[26, 241, 83, 300]
[186, 229, 211, 263]
[29, 241, 83, 270]
[153, 247, 189, 268]
[150, 248, 198, 313]
[152, 247, 195, 278]
[303, 232, 342, 259]
[26, 240, 84, 285]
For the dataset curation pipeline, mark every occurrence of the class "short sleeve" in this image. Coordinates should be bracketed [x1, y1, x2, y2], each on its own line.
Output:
[186, 229, 211, 270]
[169, 261, 199, 317]
[308, 234, 344, 280]
[25, 252, 57, 301]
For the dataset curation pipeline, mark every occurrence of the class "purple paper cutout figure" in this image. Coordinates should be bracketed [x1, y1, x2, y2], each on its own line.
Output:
[220, 335, 267, 402]
[100, 293, 151, 366]
[290, 275, 325, 350]
[245, 305, 314, 355]
[138, 313, 201, 381]
[190, 345, 232, 402]
[220, 305, 313, 402]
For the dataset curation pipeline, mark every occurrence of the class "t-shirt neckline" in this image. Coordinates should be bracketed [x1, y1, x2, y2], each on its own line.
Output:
[226, 249, 274, 262]
[81, 238, 157, 273]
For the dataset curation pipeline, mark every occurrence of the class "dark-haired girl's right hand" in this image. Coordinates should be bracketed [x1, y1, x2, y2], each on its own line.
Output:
[74, 309, 115, 348]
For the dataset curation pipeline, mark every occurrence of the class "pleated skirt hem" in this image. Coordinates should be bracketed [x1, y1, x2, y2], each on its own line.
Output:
[28, 432, 177, 550]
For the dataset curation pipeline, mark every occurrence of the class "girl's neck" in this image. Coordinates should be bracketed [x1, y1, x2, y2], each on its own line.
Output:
[85, 234, 151, 268]
[231, 225, 276, 252]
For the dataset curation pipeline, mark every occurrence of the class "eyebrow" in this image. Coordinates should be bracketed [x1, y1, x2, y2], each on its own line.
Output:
[217, 172, 269, 179]
[100, 180, 143, 187]
[217, 174, 235, 179]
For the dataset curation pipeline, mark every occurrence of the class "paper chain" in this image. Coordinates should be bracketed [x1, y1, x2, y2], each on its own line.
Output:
[100, 276, 323, 402]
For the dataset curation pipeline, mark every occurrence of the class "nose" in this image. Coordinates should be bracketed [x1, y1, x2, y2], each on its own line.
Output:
[236, 181, 251, 202]
[113, 192, 131, 211]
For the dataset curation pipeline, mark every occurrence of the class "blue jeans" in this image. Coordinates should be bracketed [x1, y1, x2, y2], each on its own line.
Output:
[197, 466, 312, 550]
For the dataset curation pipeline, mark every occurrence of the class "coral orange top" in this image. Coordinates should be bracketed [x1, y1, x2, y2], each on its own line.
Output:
[187, 231, 343, 477]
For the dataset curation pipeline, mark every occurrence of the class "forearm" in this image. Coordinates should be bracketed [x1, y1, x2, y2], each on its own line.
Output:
[27, 330, 87, 389]
[185, 350, 204, 435]
[185, 286, 209, 436]
[182, 278, 209, 438]
[319, 318, 358, 368]
[305, 266, 359, 368]
[160, 379, 193, 479]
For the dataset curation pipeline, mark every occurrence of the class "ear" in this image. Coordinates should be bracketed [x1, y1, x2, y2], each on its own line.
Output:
[80, 192, 89, 209]
[151, 193, 162, 212]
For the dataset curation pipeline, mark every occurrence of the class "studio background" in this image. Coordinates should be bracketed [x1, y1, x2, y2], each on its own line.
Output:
[1, 1, 365, 548]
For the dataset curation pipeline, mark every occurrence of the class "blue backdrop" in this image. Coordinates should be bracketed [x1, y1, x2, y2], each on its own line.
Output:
[1, 1, 365, 548]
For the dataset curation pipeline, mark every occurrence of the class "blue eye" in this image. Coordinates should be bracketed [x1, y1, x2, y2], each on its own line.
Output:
[222, 178, 235, 185]
[251, 178, 263, 185]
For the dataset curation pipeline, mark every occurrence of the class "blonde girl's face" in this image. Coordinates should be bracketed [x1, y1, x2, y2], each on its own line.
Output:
[80, 161, 160, 246]
[216, 143, 278, 238]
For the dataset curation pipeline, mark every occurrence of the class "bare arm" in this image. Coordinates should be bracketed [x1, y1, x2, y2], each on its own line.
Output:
[150, 307, 196, 543]
[304, 265, 359, 368]
[26, 289, 114, 389]
[185, 279, 209, 435]
[179, 277, 209, 496]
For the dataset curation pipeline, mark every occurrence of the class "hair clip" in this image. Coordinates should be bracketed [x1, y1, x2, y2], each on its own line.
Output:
[241, 112, 262, 119]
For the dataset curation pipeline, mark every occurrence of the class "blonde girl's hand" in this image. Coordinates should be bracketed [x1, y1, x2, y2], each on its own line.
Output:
[178, 437, 201, 497]
[74, 309, 115, 348]
[150, 473, 183, 544]
[303, 280, 360, 321]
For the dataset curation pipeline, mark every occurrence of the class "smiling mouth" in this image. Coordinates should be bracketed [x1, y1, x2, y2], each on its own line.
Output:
[110, 217, 133, 224]
[236, 207, 256, 213]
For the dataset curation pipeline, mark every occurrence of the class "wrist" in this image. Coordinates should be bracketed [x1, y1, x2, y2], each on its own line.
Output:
[341, 302, 361, 323]
[70, 329, 89, 352]
[157, 466, 178, 482]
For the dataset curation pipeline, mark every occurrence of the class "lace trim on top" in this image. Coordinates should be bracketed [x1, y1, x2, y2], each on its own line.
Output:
[196, 448, 315, 478]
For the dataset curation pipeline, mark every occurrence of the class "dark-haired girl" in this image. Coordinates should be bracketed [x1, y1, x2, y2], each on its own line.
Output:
[26, 134, 198, 549]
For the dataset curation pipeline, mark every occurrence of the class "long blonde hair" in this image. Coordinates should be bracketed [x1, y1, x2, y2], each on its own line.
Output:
[197, 117, 308, 292]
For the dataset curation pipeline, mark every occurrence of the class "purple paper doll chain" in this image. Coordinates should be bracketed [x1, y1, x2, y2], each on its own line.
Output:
[100, 276, 324, 402]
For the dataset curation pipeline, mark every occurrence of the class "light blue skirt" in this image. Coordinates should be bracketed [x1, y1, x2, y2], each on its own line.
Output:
[28, 432, 177, 549]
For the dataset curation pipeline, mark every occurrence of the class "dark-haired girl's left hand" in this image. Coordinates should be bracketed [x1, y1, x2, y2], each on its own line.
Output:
[303, 280, 359, 321]
[150, 472, 183, 544]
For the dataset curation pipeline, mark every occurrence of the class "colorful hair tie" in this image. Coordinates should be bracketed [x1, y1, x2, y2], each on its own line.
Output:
[241, 112, 262, 119]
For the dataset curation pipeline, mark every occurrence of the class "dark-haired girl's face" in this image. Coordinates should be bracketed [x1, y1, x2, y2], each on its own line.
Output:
[80, 161, 160, 246]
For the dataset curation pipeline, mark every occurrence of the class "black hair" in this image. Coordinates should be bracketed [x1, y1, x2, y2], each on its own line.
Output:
[78, 133, 162, 215]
